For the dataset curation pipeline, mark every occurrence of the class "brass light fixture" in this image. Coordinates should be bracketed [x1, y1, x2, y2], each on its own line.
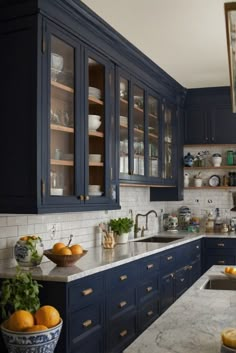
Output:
[224, 2, 236, 113]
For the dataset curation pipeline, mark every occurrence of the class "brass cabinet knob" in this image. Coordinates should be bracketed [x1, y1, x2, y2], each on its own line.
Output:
[80, 195, 84, 201]
[120, 274, 128, 281]
[146, 286, 153, 292]
[85, 195, 90, 201]
[81, 288, 93, 296]
[119, 301, 127, 308]
[167, 256, 173, 261]
[147, 310, 153, 317]
[82, 319, 92, 328]
[120, 329, 128, 337]
[147, 264, 154, 269]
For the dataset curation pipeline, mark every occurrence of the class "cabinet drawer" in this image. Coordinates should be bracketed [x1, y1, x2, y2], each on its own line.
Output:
[70, 326, 103, 353]
[138, 297, 160, 333]
[160, 250, 176, 273]
[205, 238, 236, 249]
[139, 255, 160, 278]
[107, 310, 136, 353]
[106, 262, 137, 290]
[69, 275, 104, 311]
[205, 255, 235, 269]
[175, 266, 189, 299]
[137, 276, 159, 302]
[69, 302, 103, 342]
[107, 288, 136, 320]
[189, 240, 201, 259]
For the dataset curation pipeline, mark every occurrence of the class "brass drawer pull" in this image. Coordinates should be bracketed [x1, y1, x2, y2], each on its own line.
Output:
[120, 329, 128, 337]
[147, 310, 153, 317]
[80, 195, 84, 201]
[167, 256, 173, 261]
[119, 301, 127, 308]
[146, 286, 153, 292]
[82, 288, 93, 296]
[83, 319, 92, 328]
[218, 260, 225, 264]
[217, 243, 225, 247]
[85, 195, 90, 200]
[196, 245, 199, 249]
[188, 265, 193, 270]
[147, 263, 154, 269]
[180, 278, 185, 282]
[120, 275, 128, 281]
[170, 273, 174, 278]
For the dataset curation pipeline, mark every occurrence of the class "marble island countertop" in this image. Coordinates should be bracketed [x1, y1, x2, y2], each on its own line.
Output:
[124, 265, 236, 353]
[0, 232, 236, 282]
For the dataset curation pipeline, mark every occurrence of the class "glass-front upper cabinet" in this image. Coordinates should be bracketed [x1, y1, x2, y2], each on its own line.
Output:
[50, 35, 75, 197]
[44, 27, 118, 210]
[161, 101, 176, 183]
[119, 72, 161, 184]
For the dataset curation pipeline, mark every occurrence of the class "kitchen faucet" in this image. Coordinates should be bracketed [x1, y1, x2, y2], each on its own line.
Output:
[134, 210, 158, 238]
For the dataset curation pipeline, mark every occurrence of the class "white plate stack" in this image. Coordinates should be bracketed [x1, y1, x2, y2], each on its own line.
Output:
[89, 86, 101, 99]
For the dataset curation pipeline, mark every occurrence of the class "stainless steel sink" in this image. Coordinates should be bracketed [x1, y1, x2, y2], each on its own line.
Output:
[203, 278, 236, 290]
[134, 236, 183, 243]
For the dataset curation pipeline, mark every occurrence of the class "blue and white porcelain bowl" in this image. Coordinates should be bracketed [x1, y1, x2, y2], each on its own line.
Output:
[14, 236, 44, 267]
[1, 319, 63, 353]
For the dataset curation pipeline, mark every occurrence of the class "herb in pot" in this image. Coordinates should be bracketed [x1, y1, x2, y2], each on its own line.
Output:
[108, 217, 134, 236]
[0, 267, 42, 320]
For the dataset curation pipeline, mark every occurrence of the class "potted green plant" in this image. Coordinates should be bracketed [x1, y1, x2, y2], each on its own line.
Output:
[109, 217, 134, 243]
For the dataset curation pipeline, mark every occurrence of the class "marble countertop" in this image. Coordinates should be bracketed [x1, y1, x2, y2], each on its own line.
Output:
[0, 232, 236, 282]
[124, 265, 236, 353]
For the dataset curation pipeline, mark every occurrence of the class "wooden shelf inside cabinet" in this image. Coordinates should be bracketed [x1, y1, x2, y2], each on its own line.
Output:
[134, 127, 144, 135]
[50, 159, 74, 166]
[89, 162, 104, 167]
[120, 123, 128, 129]
[89, 131, 104, 138]
[51, 80, 74, 93]
[50, 124, 74, 133]
[184, 166, 236, 170]
[89, 96, 104, 105]
[185, 186, 236, 190]
[149, 113, 158, 119]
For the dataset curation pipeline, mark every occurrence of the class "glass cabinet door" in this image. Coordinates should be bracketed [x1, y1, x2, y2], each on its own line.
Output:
[119, 77, 129, 175]
[163, 104, 174, 180]
[87, 57, 105, 199]
[147, 95, 160, 178]
[133, 85, 145, 176]
[50, 36, 75, 197]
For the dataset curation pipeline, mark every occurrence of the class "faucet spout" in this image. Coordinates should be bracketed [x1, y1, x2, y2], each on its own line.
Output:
[134, 210, 158, 238]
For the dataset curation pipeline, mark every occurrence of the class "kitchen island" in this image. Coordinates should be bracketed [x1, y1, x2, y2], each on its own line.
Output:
[124, 265, 236, 353]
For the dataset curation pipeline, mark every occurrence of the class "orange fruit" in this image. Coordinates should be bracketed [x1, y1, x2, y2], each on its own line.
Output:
[35, 305, 60, 328]
[24, 324, 48, 332]
[52, 242, 66, 254]
[70, 244, 83, 255]
[225, 266, 232, 273]
[7, 310, 34, 332]
[229, 268, 236, 275]
[57, 247, 72, 255]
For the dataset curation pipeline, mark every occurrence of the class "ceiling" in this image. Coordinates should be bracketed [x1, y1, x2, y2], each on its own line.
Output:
[81, 0, 232, 89]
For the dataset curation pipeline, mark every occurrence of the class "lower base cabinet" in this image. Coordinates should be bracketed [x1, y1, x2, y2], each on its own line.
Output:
[0, 239, 202, 353]
[203, 238, 236, 272]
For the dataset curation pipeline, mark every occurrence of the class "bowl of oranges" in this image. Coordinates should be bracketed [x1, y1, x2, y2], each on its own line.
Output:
[1, 306, 62, 353]
[44, 238, 87, 267]
[224, 267, 236, 279]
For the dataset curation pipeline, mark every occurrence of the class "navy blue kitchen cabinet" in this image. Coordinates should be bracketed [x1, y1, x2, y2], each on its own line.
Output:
[0, 0, 187, 213]
[0, 0, 119, 213]
[0, 239, 203, 353]
[203, 237, 236, 272]
[160, 240, 202, 313]
[184, 87, 236, 144]
[137, 254, 160, 333]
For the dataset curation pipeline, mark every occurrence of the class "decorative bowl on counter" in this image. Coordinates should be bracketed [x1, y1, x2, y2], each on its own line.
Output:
[14, 236, 44, 267]
[1, 318, 63, 353]
[44, 249, 88, 267]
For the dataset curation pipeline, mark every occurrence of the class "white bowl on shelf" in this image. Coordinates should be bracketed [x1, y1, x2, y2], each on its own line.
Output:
[51, 188, 63, 196]
[88, 115, 102, 131]
[51, 53, 63, 71]
[89, 154, 102, 162]
[88, 185, 101, 192]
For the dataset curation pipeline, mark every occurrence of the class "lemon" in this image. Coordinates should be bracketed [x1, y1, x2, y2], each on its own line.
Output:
[222, 328, 236, 348]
